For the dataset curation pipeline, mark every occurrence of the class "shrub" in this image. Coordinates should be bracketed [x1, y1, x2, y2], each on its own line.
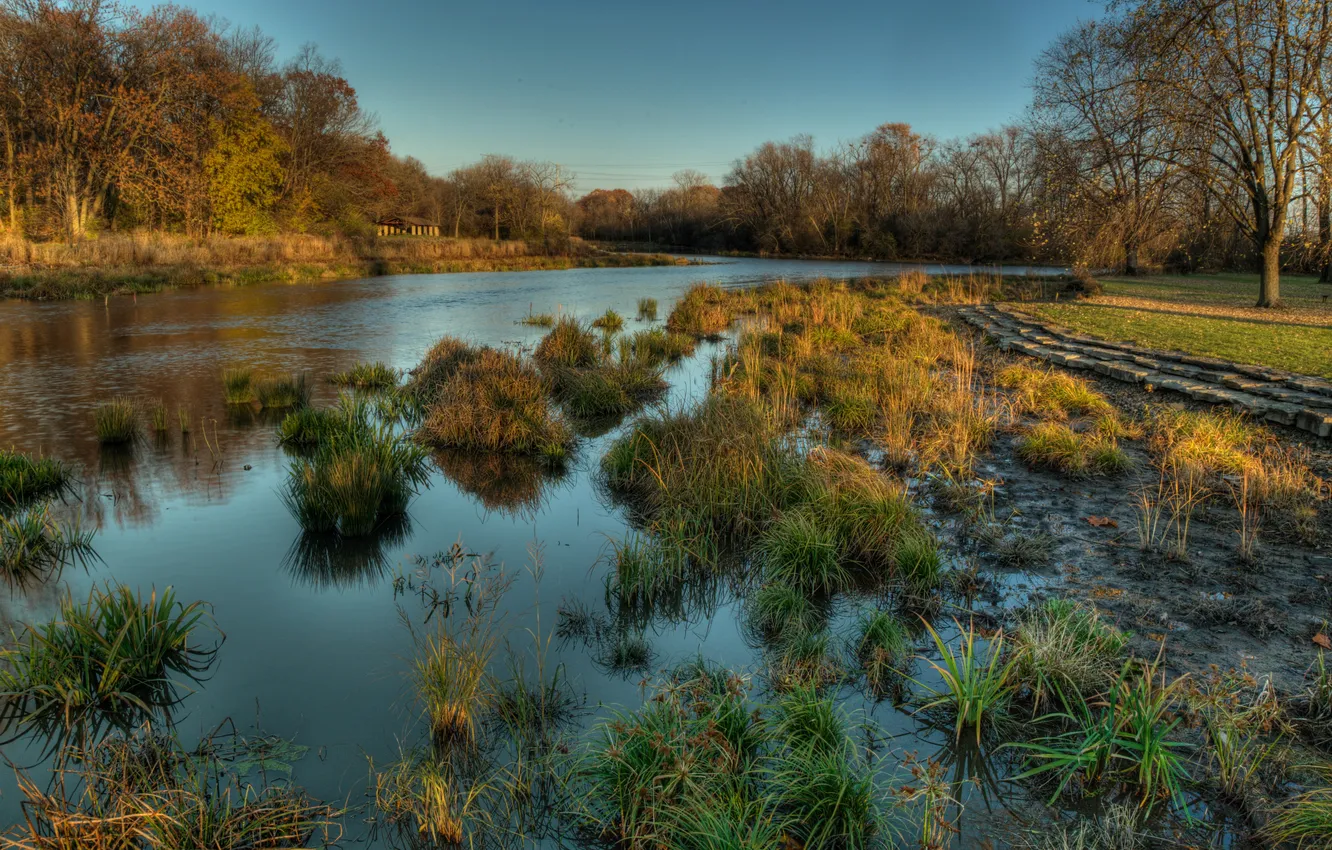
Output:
[94, 398, 140, 445]
[0, 584, 218, 743]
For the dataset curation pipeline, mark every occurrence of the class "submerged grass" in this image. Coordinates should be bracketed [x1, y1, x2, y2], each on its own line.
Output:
[1, 503, 97, 588]
[253, 372, 310, 409]
[0, 584, 218, 746]
[329, 361, 400, 391]
[221, 366, 254, 404]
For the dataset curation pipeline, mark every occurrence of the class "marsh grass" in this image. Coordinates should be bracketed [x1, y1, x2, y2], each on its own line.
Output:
[282, 413, 429, 537]
[1013, 659, 1191, 813]
[575, 668, 882, 849]
[0, 449, 73, 508]
[147, 398, 169, 434]
[418, 344, 573, 461]
[93, 398, 139, 445]
[407, 336, 484, 404]
[0, 584, 218, 748]
[918, 620, 1016, 744]
[1016, 423, 1130, 477]
[622, 327, 695, 366]
[667, 283, 733, 338]
[176, 403, 191, 433]
[857, 609, 910, 692]
[747, 583, 828, 645]
[221, 366, 254, 404]
[758, 507, 848, 595]
[7, 726, 342, 850]
[329, 361, 401, 391]
[534, 318, 601, 370]
[591, 308, 625, 333]
[253, 372, 310, 409]
[1, 502, 98, 588]
[1012, 599, 1129, 712]
[518, 308, 556, 327]
[636, 297, 658, 321]
[998, 364, 1113, 420]
[1262, 782, 1332, 849]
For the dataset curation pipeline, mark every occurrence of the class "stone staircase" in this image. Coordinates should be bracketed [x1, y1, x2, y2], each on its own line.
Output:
[957, 304, 1332, 438]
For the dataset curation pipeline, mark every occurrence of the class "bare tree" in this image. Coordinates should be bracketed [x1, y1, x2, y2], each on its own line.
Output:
[1119, 0, 1332, 304]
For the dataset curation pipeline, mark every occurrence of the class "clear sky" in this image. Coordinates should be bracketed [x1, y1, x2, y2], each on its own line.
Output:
[131, 0, 1099, 192]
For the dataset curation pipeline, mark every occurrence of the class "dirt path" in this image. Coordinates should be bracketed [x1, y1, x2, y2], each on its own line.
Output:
[957, 303, 1332, 438]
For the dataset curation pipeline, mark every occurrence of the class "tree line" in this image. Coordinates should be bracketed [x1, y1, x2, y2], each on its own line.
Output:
[3, 0, 1330, 304]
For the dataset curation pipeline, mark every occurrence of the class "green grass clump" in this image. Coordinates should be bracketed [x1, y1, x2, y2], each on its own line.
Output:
[758, 507, 848, 595]
[607, 534, 689, 610]
[823, 378, 877, 432]
[93, 398, 140, 445]
[1263, 785, 1332, 849]
[747, 583, 827, 644]
[621, 328, 695, 366]
[253, 372, 310, 409]
[554, 361, 665, 418]
[147, 398, 169, 434]
[920, 620, 1017, 744]
[518, 310, 555, 327]
[1017, 422, 1130, 477]
[591, 308, 625, 333]
[1, 503, 97, 588]
[1146, 407, 1259, 477]
[575, 668, 882, 848]
[0, 449, 73, 509]
[667, 283, 734, 338]
[406, 336, 483, 404]
[278, 394, 373, 449]
[222, 366, 254, 404]
[856, 609, 910, 691]
[417, 346, 573, 461]
[535, 317, 601, 369]
[606, 631, 654, 672]
[283, 421, 429, 537]
[636, 297, 658, 321]
[1012, 599, 1129, 712]
[0, 584, 217, 744]
[329, 361, 401, 391]
[1014, 660, 1191, 813]
[997, 364, 1113, 419]
[893, 528, 942, 591]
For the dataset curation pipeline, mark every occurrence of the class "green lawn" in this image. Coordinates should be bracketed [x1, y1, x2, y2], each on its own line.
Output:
[1032, 300, 1332, 378]
[1097, 272, 1329, 308]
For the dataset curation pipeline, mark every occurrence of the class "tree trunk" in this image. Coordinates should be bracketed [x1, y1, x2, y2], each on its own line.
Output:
[492, 204, 499, 241]
[1319, 191, 1331, 283]
[1124, 240, 1141, 276]
[1257, 235, 1282, 307]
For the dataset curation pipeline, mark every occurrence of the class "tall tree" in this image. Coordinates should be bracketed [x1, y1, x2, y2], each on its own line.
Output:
[1119, 0, 1332, 305]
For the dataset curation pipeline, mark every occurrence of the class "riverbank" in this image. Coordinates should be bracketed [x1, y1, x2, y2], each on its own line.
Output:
[0, 233, 690, 300]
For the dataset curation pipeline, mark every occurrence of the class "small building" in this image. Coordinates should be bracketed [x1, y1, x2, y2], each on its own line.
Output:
[377, 216, 440, 237]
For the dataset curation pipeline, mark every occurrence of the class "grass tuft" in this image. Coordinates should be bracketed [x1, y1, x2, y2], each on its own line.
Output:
[93, 398, 140, 445]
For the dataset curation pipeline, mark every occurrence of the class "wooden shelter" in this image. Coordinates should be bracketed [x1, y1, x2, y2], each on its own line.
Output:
[377, 216, 440, 236]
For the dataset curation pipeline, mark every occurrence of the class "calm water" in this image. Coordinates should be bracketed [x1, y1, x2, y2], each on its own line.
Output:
[0, 257, 1067, 843]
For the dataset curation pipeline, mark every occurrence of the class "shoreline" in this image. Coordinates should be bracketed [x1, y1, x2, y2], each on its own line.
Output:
[0, 251, 695, 302]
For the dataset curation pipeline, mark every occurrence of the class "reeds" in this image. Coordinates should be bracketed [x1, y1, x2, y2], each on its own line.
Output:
[93, 398, 139, 445]
[282, 408, 429, 537]
[0, 584, 218, 745]
[329, 360, 401, 391]
[0, 449, 73, 508]
[253, 372, 310, 409]
[1, 503, 97, 588]
[221, 366, 254, 404]
[7, 726, 342, 849]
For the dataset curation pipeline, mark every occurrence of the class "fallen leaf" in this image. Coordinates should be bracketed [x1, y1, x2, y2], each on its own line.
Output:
[1087, 516, 1119, 528]
[1314, 633, 1331, 650]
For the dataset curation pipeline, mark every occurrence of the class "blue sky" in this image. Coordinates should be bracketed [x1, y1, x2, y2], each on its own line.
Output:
[135, 0, 1098, 192]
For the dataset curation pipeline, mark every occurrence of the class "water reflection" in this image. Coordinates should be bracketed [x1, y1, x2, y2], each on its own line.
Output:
[432, 449, 568, 519]
[284, 513, 413, 590]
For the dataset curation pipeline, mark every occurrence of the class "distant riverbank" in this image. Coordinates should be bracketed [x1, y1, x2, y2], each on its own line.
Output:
[0, 233, 692, 301]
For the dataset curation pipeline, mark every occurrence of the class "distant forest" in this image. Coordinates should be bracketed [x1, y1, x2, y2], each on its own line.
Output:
[2, 0, 1330, 295]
